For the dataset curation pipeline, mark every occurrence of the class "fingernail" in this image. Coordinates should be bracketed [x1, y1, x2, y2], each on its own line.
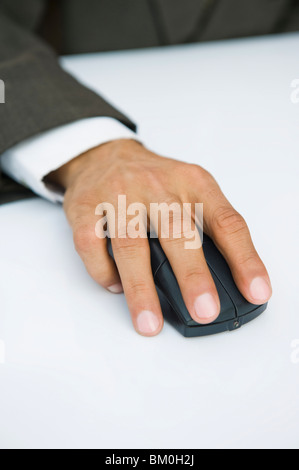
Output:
[194, 293, 219, 322]
[136, 310, 161, 336]
[108, 283, 123, 294]
[250, 277, 272, 303]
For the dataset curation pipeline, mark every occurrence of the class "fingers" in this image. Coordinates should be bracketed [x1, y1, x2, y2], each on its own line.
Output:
[201, 181, 272, 305]
[212, 206, 272, 304]
[66, 200, 163, 336]
[111, 237, 164, 337]
[74, 228, 123, 293]
[153, 201, 220, 325]
[68, 205, 123, 293]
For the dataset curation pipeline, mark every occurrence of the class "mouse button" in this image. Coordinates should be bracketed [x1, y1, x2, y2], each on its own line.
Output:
[212, 265, 255, 317]
[155, 259, 236, 327]
[154, 260, 194, 325]
[216, 267, 251, 315]
[203, 236, 248, 314]
[210, 271, 237, 322]
[202, 236, 233, 282]
[237, 299, 265, 317]
[149, 237, 167, 275]
[156, 287, 194, 334]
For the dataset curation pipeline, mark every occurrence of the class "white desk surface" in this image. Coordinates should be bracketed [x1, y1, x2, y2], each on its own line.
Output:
[0, 33, 299, 450]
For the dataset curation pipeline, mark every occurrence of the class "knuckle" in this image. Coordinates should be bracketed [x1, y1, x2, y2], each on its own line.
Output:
[116, 222, 128, 240]
[88, 267, 114, 287]
[180, 164, 217, 191]
[167, 212, 183, 238]
[213, 207, 248, 236]
[162, 230, 185, 247]
[205, 186, 223, 203]
[125, 279, 150, 299]
[182, 268, 206, 284]
[113, 237, 148, 258]
[192, 165, 214, 183]
[191, 164, 207, 175]
[73, 225, 96, 253]
[162, 237, 181, 249]
[73, 197, 95, 213]
[176, 163, 199, 181]
[66, 199, 95, 225]
[153, 196, 183, 239]
[235, 252, 259, 267]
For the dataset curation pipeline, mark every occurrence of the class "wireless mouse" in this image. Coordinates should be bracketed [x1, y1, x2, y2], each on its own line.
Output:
[108, 235, 267, 337]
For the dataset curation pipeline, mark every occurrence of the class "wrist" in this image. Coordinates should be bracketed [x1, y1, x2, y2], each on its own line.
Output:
[46, 138, 142, 190]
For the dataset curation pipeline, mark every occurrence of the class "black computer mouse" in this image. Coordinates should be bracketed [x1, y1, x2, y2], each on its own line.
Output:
[108, 235, 267, 337]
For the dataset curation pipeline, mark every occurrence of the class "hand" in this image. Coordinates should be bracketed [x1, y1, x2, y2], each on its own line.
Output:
[49, 139, 272, 337]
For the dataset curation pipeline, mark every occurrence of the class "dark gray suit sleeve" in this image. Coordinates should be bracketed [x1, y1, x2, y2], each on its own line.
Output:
[0, 8, 136, 155]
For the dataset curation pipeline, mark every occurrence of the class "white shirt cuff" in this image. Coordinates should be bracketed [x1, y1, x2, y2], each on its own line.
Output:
[0, 117, 138, 203]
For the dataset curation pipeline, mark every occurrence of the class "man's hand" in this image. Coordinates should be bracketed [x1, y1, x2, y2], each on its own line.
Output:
[49, 139, 272, 337]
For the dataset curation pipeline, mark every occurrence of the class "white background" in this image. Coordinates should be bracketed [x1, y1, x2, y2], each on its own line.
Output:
[0, 33, 299, 449]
